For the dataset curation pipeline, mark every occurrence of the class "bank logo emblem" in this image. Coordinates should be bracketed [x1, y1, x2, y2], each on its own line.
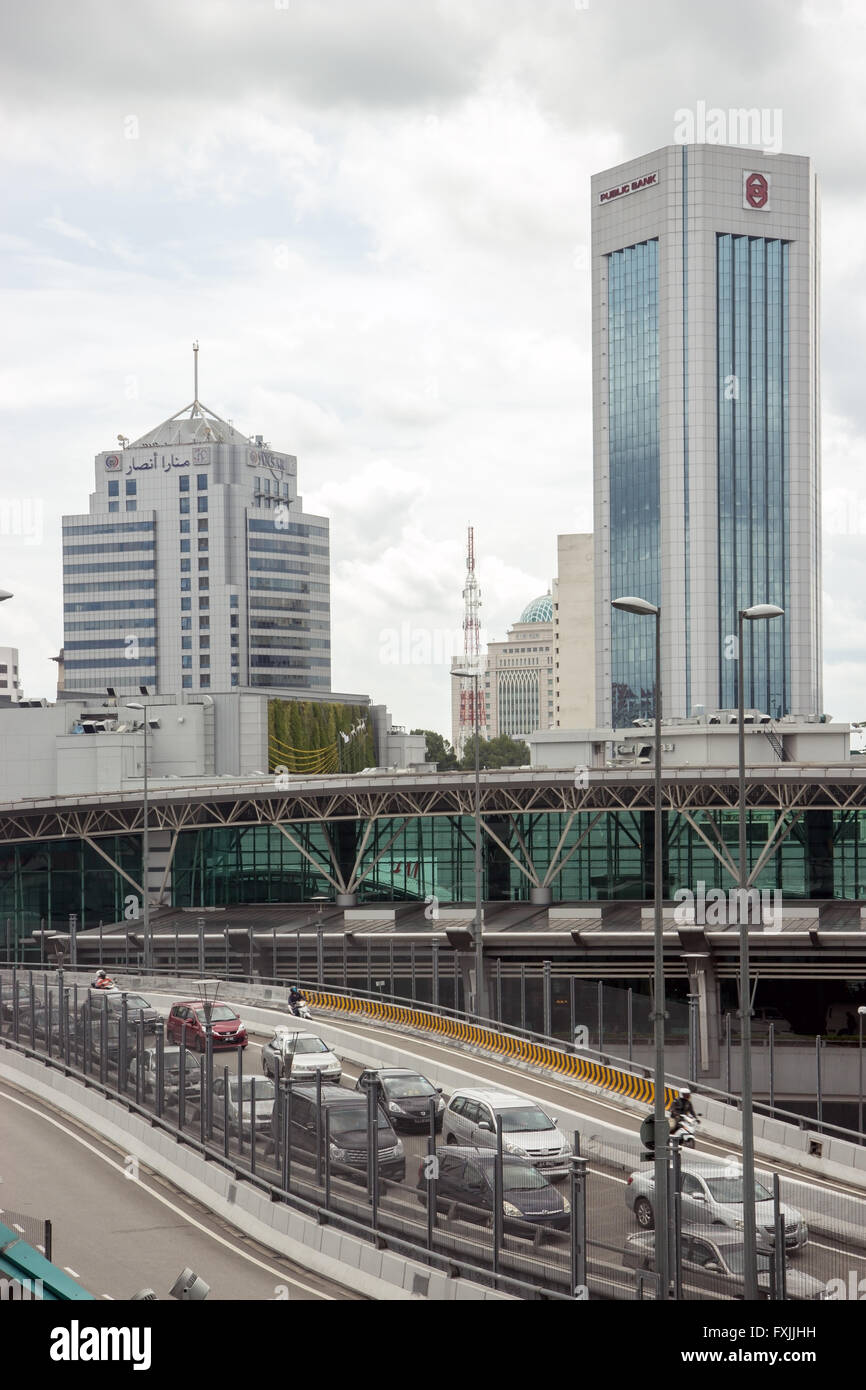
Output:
[744, 171, 770, 210]
[104, 454, 121, 471]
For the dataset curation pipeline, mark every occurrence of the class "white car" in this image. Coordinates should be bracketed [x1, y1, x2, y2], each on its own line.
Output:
[442, 1087, 573, 1177]
[625, 1157, 808, 1251]
[261, 1028, 342, 1085]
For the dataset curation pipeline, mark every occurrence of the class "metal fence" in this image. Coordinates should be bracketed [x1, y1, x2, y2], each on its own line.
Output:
[3, 968, 861, 1300]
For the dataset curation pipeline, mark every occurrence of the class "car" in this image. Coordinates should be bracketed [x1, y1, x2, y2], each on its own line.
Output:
[166, 1001, 248, 1051]
[128, 1045, 202, 1100]
[623, 1227, 829, 1301]
[416, 1146, 571, 1230]
[212, 1074, 276, 1134]
[355, 1067, 445, 1131]
[441, 1087, 573, 1177]
[751, 1005, 794, 1036]
[273, 1084, 405, 1182]
[625, 1157, 808, 1251]
[81, 988, 159, 1034]
[261, 1028, 341, 1085]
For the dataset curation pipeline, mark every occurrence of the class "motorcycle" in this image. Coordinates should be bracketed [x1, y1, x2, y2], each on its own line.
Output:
[290, 999, 312, 1021]
[669, 1112, 699, 1148]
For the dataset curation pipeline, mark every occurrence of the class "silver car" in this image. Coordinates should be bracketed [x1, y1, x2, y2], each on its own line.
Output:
[212, 1074, 276, 1134]
[625, 1157, 808, 1251]
[442, 1087, 573, 1177]
[261, 1028, 342, 1085]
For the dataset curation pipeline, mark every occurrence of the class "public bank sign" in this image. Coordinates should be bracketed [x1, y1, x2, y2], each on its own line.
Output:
[598, 172, 659, 205]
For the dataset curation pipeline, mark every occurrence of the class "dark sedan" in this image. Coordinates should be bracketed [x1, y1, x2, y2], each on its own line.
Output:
[356, 1067, 446, 1131]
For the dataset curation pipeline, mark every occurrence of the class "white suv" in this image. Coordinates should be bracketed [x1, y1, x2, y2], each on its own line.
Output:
[442, 1087, 572, 1177]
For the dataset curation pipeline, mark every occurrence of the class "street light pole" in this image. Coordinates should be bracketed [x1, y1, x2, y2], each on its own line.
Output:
[452, 665, 487, 1020]
[858, 1006, 866, 1139]
[612, 595, 668, 1297]
[737, 602, 784, 1302]
[126, 702, 151, 971]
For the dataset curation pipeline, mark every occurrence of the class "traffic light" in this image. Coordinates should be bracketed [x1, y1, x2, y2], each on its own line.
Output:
[639, 1113, 659, 1160]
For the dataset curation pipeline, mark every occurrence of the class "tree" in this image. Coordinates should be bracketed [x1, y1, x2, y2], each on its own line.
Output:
[411, 729, 459, 770]
[459, 734, 530, 770]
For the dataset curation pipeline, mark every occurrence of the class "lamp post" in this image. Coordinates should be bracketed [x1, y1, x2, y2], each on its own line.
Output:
[451, 665, 487, 1020]
[858, 1006, 866, 1140]
[196, 977, 222, 1141]
[737, 602, 785, 1301]
[125, 701, 153, 971]
[611, 595, 668, 1297]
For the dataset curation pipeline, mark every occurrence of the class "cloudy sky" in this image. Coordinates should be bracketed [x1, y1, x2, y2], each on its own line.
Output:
[2, 0, 866, 736]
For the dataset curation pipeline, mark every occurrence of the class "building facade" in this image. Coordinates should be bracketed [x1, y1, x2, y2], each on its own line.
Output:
[592, 145, 821, 726]
[553, 534, 594, 728]
[62, 391, 331, 697]
[483, 595, 554, 742]
[0, 646, 21, 703]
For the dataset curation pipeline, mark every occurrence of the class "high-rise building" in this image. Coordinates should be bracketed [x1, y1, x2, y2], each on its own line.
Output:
[0, 646, 21, 703]
[592, 145, 821, 726]
[62, 357, 331, 697]
[481, 596, 554, 742]
[553, 534, 594, 728]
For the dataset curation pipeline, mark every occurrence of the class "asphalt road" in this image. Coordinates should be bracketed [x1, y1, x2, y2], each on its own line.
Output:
[0, 1080, 362, 1301]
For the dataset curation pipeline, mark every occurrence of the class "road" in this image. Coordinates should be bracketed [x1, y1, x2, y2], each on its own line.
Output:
[0, 1080, 362, 1301]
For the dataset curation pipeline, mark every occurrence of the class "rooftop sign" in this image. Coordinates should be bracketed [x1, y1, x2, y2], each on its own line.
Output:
[598, 171, 659, 205]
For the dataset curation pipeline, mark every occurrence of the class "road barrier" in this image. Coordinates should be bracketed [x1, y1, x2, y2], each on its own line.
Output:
[307, 990, 676, 1108]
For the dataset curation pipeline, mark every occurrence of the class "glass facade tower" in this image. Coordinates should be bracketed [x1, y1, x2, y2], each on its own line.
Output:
[592, 145, 820, 726]
[608, 239, 660, 725]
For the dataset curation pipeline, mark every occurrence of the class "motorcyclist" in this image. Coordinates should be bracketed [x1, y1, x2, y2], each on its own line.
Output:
[288, 984, 306, 1017]
[92, 969, 114, 989]
[669, 1086, 699, 1132]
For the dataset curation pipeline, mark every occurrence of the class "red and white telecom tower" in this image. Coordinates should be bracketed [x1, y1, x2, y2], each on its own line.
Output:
[454, 525, 488, 757]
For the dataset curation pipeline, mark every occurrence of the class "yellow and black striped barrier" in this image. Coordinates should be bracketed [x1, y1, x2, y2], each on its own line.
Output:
[306, 990, 676, 1108]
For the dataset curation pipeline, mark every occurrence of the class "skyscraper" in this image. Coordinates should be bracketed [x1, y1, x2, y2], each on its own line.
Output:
[62, 353, 331, 696]
[592, 145, 821, 726]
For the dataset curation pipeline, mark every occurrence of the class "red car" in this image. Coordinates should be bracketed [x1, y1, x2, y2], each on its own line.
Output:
[166, 1000, 248, 1051]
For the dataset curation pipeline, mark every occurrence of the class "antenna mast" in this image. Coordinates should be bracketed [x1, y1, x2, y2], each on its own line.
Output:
[456, 524, 487, 757]
[192, 340, 200, 411]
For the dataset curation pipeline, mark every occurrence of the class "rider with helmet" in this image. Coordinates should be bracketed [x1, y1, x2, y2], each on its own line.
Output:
[92, 969, 115, 989]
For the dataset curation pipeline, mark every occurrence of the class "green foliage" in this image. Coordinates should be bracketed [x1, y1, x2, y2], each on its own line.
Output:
[411, 729, 459, 770]
[268, 699, 375, 772]
[459, 734, 530, 770]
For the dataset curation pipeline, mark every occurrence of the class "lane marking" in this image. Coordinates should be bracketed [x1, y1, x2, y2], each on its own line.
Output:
[0, 1085, 337, 1301]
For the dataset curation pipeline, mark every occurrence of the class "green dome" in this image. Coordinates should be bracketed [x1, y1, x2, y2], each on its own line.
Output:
[520, 594, 553, 623]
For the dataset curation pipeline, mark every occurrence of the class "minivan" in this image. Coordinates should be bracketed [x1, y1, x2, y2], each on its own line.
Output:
[275, 1084, 405, 1182]
[442, 1088, 572, 1177]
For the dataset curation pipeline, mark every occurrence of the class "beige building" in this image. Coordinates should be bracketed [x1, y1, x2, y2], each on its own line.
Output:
[553, 534, 595, 727]
[484, 596, 555, 742]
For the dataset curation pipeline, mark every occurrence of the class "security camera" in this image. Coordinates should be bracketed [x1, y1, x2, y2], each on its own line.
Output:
[169, 1267, 210, 1301]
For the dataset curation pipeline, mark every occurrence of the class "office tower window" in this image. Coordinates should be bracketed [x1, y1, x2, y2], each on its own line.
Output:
[182, 676, 192, 689]
[198, 577, 209, 589]
[199, 597, 209, 610]
[198, 538, 208, 552]
[126, 500, 137, 511]
[126, 479, 136, 495]
[198, 558, 208, 572]
[108, 502, 119, 512]
[200, 675, 210, 688]
[179, 497, 190, 514]
[717, 233, 789, 716]
[197, 474, 207, 489]
[181, 616, 191, 630]
[181, 597, 191, 611]
[180, 519, 190, 534]
[198, 518, 208, 532]
[179, 476, 190, 492]
[181, 637, 191, 650]
[108, 481, 119, 497]
[199, 617, 210, 630]
[182, 656, 192, 669]
[180, 559, 190, 572]
[607, 237, 660, 726]
[180, 540, 190, 553]
[199, 636, 210, 649]
[230, 594, 238, 608]
[197, 497, 208, 513]
[200, 656, 210, 669]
